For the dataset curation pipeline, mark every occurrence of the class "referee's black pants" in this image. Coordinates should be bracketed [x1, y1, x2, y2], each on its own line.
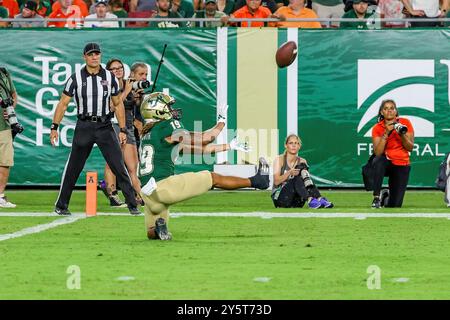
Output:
[56, 120, 137, 210]
[372, 155, 411, 208]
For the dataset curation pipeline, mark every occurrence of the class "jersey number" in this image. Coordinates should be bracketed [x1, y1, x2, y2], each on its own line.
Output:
[170, 120, 181, 130]
[140, 145, 154, 175]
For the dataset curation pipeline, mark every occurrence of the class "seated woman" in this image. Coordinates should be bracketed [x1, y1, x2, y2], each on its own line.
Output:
[272, 134, 333, 209]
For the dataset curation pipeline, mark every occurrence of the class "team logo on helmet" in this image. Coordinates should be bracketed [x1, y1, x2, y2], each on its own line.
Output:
[140, 92, 182, 122]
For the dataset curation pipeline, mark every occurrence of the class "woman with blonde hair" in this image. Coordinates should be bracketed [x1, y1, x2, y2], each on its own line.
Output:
[272, 134, 333, 208]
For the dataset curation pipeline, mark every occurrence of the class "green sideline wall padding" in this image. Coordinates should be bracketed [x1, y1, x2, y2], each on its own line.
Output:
[2, 28, 449, 187]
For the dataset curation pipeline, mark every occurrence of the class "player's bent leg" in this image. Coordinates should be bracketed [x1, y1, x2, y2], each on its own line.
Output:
[144, 204, 172, 240]
[150, 171, 213, 205]
[212, 157, 270, 190]
[211, 172, 251, 189]
[144, 205, 159, 239]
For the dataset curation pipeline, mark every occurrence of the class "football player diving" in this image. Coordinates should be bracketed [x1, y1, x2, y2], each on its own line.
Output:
[138, 92, 270, 240]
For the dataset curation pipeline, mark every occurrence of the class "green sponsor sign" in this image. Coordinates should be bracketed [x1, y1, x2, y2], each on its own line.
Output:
[1, 29, 217, 185]
[297, 29, 450, 187]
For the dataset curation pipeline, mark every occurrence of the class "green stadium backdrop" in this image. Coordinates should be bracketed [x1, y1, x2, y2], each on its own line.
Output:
[1, 28, 449, 187]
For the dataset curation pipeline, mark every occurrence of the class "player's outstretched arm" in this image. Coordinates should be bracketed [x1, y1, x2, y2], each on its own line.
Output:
[181, 136, 251, 154]
[188, 104, 228, 145]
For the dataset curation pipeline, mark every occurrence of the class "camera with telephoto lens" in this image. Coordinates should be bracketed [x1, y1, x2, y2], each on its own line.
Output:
[393, 122, 408, 135]
[131, 80, 151, 90]
[0, 96, 24, 138]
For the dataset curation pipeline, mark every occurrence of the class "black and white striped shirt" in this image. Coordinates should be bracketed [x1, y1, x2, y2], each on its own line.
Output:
[63, 66, 119, 117]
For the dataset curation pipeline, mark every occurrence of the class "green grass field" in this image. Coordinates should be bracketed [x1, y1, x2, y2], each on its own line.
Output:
[1, 190, 450, 299]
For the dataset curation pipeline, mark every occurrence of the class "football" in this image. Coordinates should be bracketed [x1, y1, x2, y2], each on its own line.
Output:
[275, 41, 298, 68]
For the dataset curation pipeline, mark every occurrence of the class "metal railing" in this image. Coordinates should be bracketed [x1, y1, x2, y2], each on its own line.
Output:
[1, 17, 450, 28]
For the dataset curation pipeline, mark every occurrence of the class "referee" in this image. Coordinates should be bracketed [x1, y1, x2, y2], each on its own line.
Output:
[50, 42, 140, 216]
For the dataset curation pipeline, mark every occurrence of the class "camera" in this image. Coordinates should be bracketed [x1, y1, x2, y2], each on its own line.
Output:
[132, 80, 151, 90]
[295, 162, 313, 188]
[0, 96, 24, 138]
[393, 122, 408, 135]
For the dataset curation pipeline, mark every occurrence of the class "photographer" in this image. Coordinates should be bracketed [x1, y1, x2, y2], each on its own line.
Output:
[0, 66, 19, 208]
[272, 134, 333, 209]
[100, 60, 148, 207]
[371, 99, 415, 208]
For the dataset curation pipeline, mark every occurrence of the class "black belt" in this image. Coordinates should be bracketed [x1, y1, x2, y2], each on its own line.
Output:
[77, 114, 112, 123]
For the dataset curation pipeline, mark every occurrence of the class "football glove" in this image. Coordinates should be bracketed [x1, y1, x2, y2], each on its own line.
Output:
[217, 104, 228, 123]
[229, 137, 252, 153]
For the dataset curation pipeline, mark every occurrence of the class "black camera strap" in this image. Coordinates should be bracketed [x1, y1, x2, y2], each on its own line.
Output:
[0, 69, 13, 100]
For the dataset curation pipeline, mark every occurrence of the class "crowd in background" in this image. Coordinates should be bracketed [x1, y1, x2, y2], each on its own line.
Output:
[0, 0, 449, 29]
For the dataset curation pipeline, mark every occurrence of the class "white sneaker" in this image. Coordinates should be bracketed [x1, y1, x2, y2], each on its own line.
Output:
[0, 196, 16, 208]
[141, 177, 157, 196]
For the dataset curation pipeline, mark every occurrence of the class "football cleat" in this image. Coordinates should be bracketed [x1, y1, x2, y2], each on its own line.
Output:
[109, 192, 127, 208]
[155, 218, 172, 240]
[249, 157, 270, 190]
[128, 205, 141, 215]
[55, 207, 71, 216]
[371, 197, 381, 209]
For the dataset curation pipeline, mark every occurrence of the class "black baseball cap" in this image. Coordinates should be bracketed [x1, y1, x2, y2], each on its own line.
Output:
[83, 42, 101, 55]
[24, 0, 37, 11]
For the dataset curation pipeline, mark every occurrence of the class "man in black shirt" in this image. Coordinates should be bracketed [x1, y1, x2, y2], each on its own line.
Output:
[50, 42, 140, 216]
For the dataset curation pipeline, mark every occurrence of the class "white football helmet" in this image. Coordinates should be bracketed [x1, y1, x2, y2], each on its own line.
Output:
[140, 92, 181, 122]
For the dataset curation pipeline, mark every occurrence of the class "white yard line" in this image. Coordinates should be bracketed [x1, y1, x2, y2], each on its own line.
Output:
[1, 212, 450, 218]
[0, 216, 84, 242]
[2, 212, 450, 242]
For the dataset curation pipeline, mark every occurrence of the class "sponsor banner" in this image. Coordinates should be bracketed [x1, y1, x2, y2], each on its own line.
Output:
[297, 29, 450, 187]
[1, 29, 216, 185]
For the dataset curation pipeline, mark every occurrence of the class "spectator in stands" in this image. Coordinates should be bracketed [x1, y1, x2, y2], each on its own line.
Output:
[216, 0, 234, 14]
[405, 0, 448, 27]
[129, 0, 156, 12]
[230, 0, 275, 26]
[13, 0, 45, 26]
[340, 0, 374, 28]
[52, 0, 88, 16]
[24, 0, 52, 17]
[311, 0, 345, 27]
[0, 0, 19, 18]
[270, 0, 322, 27]
[149, 0, 187, 27]
[234, 0, 277, 12]
[48, 0, 84, 27]
[171, 0, 194, 18]
[193, 0, 204, 10]
[84, 0, 119, 27]
[109, 0, 127, 26]
[192, 0, 229, 26]
[0, 6, 9, 29]
[378, 0, 424, 28]
[342, 0, 376, 12]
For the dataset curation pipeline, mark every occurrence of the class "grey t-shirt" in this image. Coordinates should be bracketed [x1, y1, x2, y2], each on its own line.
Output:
[12, 14, 45, 27]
